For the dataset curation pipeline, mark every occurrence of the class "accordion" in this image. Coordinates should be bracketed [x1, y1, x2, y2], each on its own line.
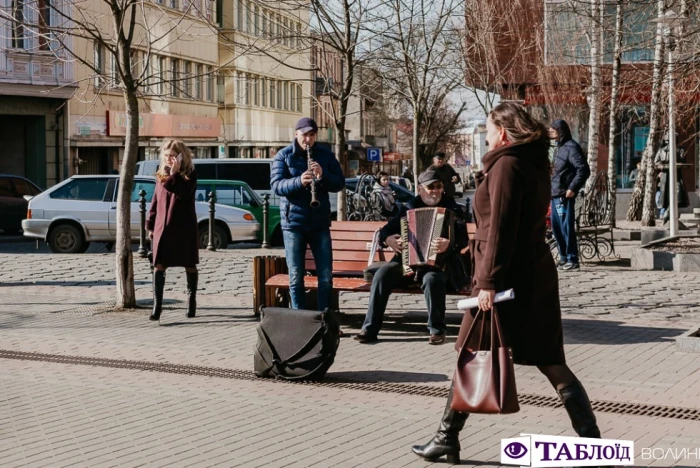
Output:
[400, 207, 456, 271]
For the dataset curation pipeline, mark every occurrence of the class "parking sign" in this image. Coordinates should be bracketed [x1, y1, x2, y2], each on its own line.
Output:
[367, 147, 382, 162]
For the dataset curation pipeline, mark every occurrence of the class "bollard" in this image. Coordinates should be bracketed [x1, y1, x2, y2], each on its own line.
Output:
[261, 193, 270, 249]
[207, 191, 216, 251]
[464, 197, 472, 223]
[137, 189, 148, 258]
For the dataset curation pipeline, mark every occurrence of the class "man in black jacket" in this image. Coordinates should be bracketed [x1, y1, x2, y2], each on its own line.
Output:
[550, 119, 590, 271]
[428, 152, 461, 197]
[354, 170, 469, 345]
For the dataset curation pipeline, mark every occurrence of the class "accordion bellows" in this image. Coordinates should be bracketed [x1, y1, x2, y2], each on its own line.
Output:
[401, 207, 455, 269]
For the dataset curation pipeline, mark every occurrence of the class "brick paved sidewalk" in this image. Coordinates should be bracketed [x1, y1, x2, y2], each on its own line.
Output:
[1, 245, 700, 466]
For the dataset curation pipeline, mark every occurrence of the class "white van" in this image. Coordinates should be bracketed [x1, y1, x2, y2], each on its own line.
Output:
[136, 158, 278, 205]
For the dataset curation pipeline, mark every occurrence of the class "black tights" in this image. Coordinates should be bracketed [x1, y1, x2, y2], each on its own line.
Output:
[537, 364, 577, 391]
[154, 264, 197, 274]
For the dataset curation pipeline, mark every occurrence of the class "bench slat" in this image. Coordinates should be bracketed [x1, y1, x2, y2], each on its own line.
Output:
[306, 250, 394, 262]
[305, 260, 369, 275]
[331, 221, 385, 231]
[266, 274, 471, 296]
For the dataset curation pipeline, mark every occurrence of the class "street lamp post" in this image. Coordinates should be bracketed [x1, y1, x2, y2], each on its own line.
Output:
[653, 10, 688, 237]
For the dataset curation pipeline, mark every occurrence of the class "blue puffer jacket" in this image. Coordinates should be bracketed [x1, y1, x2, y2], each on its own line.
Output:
[271, 139, 345, 231]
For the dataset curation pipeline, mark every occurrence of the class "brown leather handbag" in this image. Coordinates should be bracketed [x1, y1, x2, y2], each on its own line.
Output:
[451, 306, 520, 414]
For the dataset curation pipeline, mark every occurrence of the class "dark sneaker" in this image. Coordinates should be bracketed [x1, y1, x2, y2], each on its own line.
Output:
[354, 331, 378, 343]
[562, 262, 580, 271]
[557, 259, 567, 267]
[428, 333, 446, 345]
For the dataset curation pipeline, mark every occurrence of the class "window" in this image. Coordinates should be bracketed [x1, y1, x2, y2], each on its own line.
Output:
[218, 163, 271, 190]
[253, 76, 259, 106]
[183, 61, 192, 97]
[282, 17, 288, 46]
[195, 64, 203, 99]
[269, 80, 276, 108]
[217, 75, 225, 104]
[245, 74, 251, 105]
[38, 0, 51, 50]
[50, 178, 109, 201]
[131, 181, 156, 202]
[157, 56, 165, 95]
[262, 10, 267, 37]
[276, 81, 282, 109]
[261, 78, 267, 107]
[237, 0, 243, 30]
[206, 66, 214, 101]
[11, 0, 24, 49]
[110, 53, 121, 87]
[245, 1, 251, 33]
[170, 0, 178, 9]
[170, 59, 179, 97]
[254, 5, 260, 36]
[296, 22, 301, 48]
[94, 43, 104, 87]
[297, 84, 302, 112]
[290, 83, 295, 112]
[12, 178, 40, 197]
[283, 82, 288, 110]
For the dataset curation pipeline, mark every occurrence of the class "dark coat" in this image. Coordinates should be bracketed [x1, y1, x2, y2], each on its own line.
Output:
[146, 170, 199, 268]
[428, 163, 461, 197]
[270, 139, 345, 231]
[456, 141, 566, 366]
[550, 119, 590, 198]
[379, 194, 470, 292]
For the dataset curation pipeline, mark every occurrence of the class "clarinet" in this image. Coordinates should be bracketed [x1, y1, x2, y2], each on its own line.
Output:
[307, 145, 320, 208]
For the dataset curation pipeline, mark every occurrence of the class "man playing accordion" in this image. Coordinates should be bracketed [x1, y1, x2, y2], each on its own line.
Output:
[354, 169, 470, 345]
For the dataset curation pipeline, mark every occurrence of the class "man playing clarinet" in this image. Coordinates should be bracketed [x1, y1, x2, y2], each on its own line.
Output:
[355, 170, 469, 345]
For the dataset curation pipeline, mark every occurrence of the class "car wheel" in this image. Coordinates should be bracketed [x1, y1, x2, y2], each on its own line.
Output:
[199, 224, 227, 249]
[270, 226, 284, 247]
[48, 224, 85, 254]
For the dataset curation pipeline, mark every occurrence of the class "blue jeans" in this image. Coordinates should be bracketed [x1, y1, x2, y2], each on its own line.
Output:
[282, 228, 333, 311]
[551, 197, 578, 264]
[361, 260, 447, 336]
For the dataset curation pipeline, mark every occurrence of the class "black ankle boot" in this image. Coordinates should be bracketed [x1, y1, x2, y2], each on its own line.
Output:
[150, 270, 166, 321]
[557, 379, 601, 438]
[412, 386, 468, 464]
[186, 271, 198, 318]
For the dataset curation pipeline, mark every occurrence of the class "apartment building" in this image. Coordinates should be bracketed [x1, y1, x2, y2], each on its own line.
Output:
[310, 35, 344, 148]
[0, 0, 77, 187]
[217, 0, 310, 158]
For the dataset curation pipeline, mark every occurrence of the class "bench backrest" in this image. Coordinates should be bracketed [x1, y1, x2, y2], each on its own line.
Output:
[305, 220, 476, 277]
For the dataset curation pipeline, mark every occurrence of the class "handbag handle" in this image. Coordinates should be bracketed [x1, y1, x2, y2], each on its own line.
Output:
[460, 305, 507, 353]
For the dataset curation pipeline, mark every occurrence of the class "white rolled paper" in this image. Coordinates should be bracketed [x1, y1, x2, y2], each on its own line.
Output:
[457, 288, 515, 311]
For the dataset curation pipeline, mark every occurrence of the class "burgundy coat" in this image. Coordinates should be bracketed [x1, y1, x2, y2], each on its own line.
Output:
[456, 141, 565, 366]
[146, 170, 199, 268]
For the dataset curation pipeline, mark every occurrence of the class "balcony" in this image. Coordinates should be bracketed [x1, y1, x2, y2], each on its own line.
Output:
[0, 49, 76, 99]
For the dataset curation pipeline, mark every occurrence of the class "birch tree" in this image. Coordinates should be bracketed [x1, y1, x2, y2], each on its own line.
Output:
[585, 0, 603, 187]
[2, 0, 219, 308]
[607, 0, 625, 226]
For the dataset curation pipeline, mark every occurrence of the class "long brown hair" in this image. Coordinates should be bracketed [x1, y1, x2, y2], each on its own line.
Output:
[489, 102, 550, 148]
[156, 139, 194, 182]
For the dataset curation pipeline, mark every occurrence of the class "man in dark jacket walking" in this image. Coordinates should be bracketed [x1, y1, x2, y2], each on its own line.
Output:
[550, 119, 590, 271]
[428, 152, 461, 197]
[354, 170, 469, 345]
[270, 117, 345, 311]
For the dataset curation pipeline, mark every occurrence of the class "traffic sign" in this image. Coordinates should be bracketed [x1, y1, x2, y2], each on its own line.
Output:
[367, 147, 382, 162]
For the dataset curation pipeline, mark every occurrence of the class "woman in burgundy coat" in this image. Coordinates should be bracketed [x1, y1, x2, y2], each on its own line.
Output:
[412, 103, 601, 464]
[146, 139, 199, 321]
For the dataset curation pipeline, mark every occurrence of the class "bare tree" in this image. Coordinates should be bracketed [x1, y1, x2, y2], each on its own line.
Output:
[375, 0, 467, 188]
[607, 0, 625, 226]
[2, 0, 219, 308]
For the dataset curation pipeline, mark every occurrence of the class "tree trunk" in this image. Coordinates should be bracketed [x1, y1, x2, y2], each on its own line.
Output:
[334, 119, 347, 221]
[585, 0, 602, 188]
[115, 90, 140, 309]
[412, 108, 420, 193]
[627, 0, 665, 223]
[607, 0, 624, 228]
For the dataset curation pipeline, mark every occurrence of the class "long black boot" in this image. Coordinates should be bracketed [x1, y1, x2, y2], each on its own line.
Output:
[186, 271, 198, 318]
[557, 379, 601, 438]
[412, 385, 468, 464]
[150, 270, 165, 321]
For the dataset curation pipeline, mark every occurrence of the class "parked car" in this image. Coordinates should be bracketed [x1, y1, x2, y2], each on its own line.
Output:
[390, 176, 414, 192]
[196, 179, 283, 246]
[136, 158, 277, 205]
[0, 174, 42, 234]
[22, 175, 260, 253]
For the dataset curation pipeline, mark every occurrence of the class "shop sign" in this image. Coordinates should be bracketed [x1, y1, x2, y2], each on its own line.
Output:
[107, 111, 220, 138]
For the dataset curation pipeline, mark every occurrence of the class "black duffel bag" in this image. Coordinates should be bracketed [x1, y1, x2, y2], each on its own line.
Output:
[254, 307, 340, 381]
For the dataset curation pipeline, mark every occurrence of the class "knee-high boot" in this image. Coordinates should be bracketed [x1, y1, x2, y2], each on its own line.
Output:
[150, 270, 166, 321]
[186, 271, 198, 318]
[412, 385, 468, 464]
[557, 379, 601, 438]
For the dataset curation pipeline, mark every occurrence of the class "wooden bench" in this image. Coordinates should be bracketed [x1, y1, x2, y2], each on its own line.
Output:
[253, 220, 476, 313]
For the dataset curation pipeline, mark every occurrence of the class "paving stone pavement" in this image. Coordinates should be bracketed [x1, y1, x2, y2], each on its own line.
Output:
[1, 241, 700, 467]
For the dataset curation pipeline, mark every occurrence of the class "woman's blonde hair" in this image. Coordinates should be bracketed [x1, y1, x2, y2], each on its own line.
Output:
[489, 102, 550, 148]
[156, 139, 194, 182]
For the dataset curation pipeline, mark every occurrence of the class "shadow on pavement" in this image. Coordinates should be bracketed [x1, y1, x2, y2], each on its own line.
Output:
[0, 280, 150, 287]
[562, 318, 686, 345]
[328, 369, 449, 383]
[159, 317, 258, 326]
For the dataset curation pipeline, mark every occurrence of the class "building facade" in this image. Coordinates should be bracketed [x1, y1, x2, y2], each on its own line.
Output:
[0, 0, 77, 187]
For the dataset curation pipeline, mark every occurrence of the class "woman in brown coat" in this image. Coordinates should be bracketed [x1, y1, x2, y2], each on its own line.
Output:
[146, 139, 199, 321]
[412, 103, 601, 464]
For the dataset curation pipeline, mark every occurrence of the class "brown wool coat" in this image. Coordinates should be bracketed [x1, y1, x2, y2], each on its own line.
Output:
[456, 141, 566, 366]
[146, 170, 199, 268]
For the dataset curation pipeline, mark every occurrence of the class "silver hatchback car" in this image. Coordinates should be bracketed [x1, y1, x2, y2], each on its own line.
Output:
[22, 175, 260, 253]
